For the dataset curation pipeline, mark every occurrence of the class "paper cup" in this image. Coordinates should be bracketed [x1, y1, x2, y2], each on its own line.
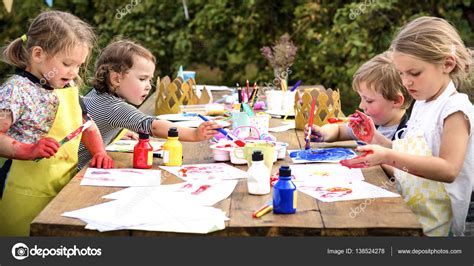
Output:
[265, 90, 283, 111]
[281, 91, 296, 113]
[249, 114, 270, 135]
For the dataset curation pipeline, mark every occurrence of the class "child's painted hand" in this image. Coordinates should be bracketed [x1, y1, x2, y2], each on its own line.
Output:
[195, 121, 222, 141]
[90, 151, 114, 169]
[340, 145, 388, 168]
[348, 110, 375, 143]
[304, 124, 324, 142]
[17, 137, 60, 160]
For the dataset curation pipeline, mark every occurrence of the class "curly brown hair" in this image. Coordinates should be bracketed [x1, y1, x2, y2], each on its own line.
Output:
[93, 40, 156, 94]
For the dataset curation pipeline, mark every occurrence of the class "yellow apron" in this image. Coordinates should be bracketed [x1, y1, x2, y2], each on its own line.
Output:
[393, 136, 452, 236]
[0, 87, 82, 236]
[111, 129, 128, 143]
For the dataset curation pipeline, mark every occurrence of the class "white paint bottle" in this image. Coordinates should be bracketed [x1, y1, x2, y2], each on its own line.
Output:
[247, 150, 270, 195]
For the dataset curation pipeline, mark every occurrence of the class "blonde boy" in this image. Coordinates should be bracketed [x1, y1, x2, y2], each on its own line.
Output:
[307, 51, 413, 142]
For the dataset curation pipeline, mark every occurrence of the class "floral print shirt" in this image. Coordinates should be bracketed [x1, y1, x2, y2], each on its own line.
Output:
[0, 75, 59, 143]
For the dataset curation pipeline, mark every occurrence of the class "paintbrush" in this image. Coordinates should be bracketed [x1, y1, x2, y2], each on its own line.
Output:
[245, 80, 250, 102]
[249, 86, 259, 108]
[305, 98, 317, 150]
[35, 120, 93, 162]
[197, 114, 246, 147]
[290, 80, 302, 92]
[327, 117, 362, 124]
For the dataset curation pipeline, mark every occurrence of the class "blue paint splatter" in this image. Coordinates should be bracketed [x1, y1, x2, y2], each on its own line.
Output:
[290, 148, 356, 162]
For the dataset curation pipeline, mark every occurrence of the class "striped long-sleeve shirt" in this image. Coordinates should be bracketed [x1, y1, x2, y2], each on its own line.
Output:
[77, 88, 155, 169]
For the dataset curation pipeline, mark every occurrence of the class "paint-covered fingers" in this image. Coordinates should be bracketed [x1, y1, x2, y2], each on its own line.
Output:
[197, 121, 222, 140]
[90, 152, 115, 169]
[30, 137, 60, 159]
[348, 111, 375, 143]
[304, 124, 324, 142]
[339, 145, 385, 168]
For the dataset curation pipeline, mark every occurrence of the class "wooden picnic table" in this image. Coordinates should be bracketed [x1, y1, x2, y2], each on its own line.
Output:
[30, 88, 423, 236]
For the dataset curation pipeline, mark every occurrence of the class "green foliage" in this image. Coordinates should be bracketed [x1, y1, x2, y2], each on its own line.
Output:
[1, 0, 472, 112]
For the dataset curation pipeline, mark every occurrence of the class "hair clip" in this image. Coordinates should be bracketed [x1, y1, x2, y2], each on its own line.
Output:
[20, 34, 28, 43]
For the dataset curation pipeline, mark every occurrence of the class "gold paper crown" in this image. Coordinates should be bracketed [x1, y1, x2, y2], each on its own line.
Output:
[294, 88, 344, 130]
[154, 76, 213, 115]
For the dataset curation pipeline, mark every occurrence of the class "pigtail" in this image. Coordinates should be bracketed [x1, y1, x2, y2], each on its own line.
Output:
[1, 37, 29, 69]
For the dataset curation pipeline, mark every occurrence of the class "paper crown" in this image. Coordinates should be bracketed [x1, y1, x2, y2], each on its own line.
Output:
[155, 76, 213, 115]
[294, 87, 344, 130]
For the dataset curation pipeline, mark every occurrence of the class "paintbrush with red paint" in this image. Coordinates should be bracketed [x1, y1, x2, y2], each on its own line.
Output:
[35, 120, 93, 162]
[305, 98, 317, 150]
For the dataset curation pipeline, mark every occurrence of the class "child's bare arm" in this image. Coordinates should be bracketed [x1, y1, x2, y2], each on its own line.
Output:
[0, 110, 59, 160]
[370, 131, 393, 148]
[81, 120, 114, 168]
[304, 123, 354, 142]
[151, 119, 221, 141]
[348, 112, 470, 183]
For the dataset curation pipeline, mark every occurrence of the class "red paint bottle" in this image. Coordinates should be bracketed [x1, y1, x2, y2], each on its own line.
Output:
[133, 133, 153, 169]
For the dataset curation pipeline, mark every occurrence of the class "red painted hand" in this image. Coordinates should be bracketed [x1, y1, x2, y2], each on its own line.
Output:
[348, 110, 375, 143]
[14, 137, 60, 160]
[340, 145, 388, 168]
[90, 151, 114, 169]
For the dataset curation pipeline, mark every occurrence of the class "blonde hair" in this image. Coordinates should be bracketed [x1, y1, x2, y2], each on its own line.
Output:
[93, 40, 156, 94]
[1, 11, 96, 87]
[391, 16, 473, 93]
[352, 51, 413, 109]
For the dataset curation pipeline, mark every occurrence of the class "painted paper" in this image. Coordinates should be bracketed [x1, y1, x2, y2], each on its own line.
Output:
[298, 180, 400, 202]
[288, 147, 356, 163]
[80, 168, 161, 187]
[160, 163, 247, 181]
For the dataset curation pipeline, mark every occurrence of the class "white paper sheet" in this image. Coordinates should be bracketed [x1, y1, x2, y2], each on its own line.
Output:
[103, 180, 238, 206]
[297, 180, 400, 202]
[63, 191, 228, 234]
[268, 122, 296, 133]
[290, 164, 364, 183]
[80, 168, 161, 187]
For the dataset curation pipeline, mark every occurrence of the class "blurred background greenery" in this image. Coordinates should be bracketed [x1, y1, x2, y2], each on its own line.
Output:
[1, 0, 473, 113]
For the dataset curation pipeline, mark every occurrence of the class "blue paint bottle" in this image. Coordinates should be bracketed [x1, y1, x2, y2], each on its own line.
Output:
[273, 165, 297, 214]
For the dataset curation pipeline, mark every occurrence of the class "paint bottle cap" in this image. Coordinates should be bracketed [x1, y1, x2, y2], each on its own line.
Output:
[251, 150, 264, 161]
[138, 132, 149, 139]
[279, 165, 291, 177]
[168, 127, 178, 137]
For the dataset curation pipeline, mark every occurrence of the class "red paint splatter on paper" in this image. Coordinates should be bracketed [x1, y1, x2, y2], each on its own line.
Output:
[191, 185, 211, 195]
